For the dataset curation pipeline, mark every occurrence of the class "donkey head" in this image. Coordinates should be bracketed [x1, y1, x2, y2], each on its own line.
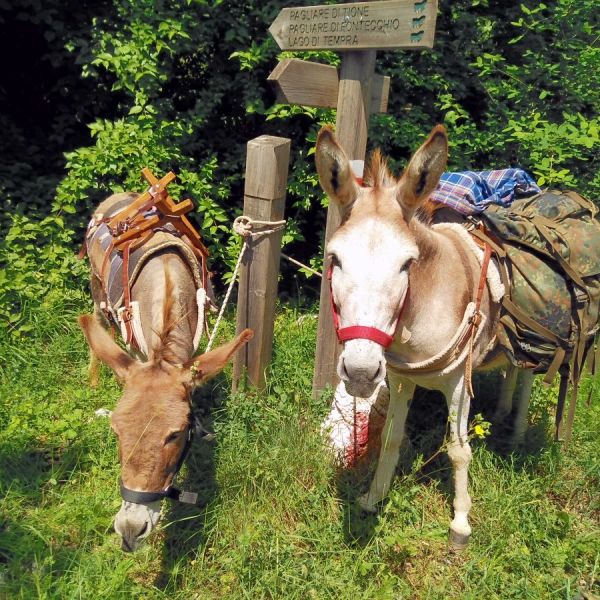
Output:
[315, 125, 447, 398]
[79, 315, 252, 551]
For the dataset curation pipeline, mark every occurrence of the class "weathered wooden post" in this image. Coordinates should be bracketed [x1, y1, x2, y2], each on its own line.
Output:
[232, 135, 291, 392]
[269, 0, 438, 397]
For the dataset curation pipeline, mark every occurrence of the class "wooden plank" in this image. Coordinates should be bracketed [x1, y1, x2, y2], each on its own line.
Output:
[141, 168, 176, 189]
[269, 0, 438, 51]
[312, 50, 376, 398]
[140, 168, 209, 255]
[268, 58, 390, 113]
[108, 169, 176, 231]
[268, 59, 338, 109]
[232, 136, 291, 392]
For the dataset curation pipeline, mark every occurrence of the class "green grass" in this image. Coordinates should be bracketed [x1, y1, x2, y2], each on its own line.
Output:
[1, 304, 599, 599]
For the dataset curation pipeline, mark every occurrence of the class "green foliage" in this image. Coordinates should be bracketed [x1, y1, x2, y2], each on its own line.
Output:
[368, 0, 599, 198]
[505, 112, 599, 187]
[0, 215, 88, 334]
[1, 0, 598, 327]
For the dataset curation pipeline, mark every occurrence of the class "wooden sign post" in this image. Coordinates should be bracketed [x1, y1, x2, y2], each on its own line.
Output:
[269, 0, 438, 397]
[269, 1, 436, 51]
[232, 136, 291, 392]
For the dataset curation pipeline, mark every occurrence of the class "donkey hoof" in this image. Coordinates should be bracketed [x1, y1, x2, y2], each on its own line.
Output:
[357, 494, 377, 513]
[448, 528, 470, 551]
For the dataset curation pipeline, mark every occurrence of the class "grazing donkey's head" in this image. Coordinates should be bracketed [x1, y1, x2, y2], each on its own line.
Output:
[79, 314, 252, 551]
[315, 125, 447, 398]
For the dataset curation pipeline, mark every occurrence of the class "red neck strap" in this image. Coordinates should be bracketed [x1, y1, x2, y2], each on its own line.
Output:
[327, 265, 407, 349]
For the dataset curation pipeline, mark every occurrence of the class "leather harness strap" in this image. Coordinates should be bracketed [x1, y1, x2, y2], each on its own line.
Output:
[120, 241, 135, 347]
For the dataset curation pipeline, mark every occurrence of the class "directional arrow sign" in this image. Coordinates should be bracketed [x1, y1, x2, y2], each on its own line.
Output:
[268, 59, 390, 113]
[269, 0, 438, 51]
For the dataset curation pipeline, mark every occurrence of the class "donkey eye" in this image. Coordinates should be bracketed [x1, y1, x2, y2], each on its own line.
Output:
[330, 254, 342, 269]
[401, 258, 414, 273]
[165, 430, 183, 444]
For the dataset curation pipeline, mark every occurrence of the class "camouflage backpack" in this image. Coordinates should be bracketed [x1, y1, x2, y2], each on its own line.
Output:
[471, 190, 600, 441]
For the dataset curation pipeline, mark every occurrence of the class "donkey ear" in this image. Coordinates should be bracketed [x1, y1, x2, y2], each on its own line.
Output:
[396, 125, 447, 218]
[315, 125, 360, 207]
[78, 314, 136, 381]
[183, 328, 254, 387]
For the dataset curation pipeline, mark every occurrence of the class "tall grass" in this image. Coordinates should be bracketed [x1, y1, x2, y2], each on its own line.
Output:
[1, 304, 598, 599]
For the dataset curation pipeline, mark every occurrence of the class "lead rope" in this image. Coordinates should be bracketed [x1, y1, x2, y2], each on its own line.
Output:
[204, 215, 286, 352]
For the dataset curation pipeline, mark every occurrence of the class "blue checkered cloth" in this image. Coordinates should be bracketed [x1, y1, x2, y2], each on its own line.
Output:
[430, 169, 541, 215]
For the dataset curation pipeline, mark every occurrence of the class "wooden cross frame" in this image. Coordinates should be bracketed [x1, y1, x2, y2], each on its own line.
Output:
[108, 168, 209, 257]
[268, 0, 438, 397]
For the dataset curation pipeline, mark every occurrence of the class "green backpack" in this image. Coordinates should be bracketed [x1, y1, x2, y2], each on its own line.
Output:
[471, 190, 600, 442]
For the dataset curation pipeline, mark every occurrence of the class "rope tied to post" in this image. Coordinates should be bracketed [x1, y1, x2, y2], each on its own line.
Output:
[233, 215, 322, 278]
[205, 215, 287, 352]
[232, 215, 286, 239]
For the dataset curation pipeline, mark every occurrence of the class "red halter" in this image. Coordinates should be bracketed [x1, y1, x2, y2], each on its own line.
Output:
[327, 264, 408, 349]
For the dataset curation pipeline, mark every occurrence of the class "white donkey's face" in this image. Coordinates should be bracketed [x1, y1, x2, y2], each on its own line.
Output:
[328, 217, 417, 396]
[315, 125, 448, 397]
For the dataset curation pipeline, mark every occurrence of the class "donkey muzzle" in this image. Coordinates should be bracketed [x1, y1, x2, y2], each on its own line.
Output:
[339, 340, 386, 398]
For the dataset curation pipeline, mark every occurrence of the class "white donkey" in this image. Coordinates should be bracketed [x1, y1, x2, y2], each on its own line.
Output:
[315, 124, 532, 548]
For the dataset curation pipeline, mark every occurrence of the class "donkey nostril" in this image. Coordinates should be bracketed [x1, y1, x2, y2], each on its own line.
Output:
[137, 522, 148, 538]
[368, 361, 383, 382]
[342, 359, 350, 380]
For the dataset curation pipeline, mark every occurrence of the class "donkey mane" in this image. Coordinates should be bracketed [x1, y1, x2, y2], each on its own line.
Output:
[364, 149, 395, 189]
[152, 265, 188, 367]
[363, 148, 440, 224]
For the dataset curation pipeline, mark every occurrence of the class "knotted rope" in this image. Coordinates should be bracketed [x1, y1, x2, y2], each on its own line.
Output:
[232, 215, 286, 239]
[205, 215, 286, 352]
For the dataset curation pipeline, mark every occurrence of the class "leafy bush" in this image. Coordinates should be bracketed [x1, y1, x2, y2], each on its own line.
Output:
[0, 0, 598, 333]
[0, 215, 88, 334]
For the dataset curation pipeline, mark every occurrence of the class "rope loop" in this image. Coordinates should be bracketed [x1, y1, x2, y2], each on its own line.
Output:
[232, 216, 253, 238]
[232, 215, 286, 239]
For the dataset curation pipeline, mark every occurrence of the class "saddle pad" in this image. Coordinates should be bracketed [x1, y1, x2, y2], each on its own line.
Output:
[86, 194, 204, 312]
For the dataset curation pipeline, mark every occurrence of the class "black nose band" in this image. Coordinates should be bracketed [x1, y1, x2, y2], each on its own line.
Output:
[119, 480, 198, 504]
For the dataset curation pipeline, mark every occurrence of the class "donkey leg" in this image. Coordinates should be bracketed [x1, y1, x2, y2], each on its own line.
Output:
[511, 370, 534, 446]
[88, 304, 105, 388]
[358, 375, 415, 512]
[493, 363, 518, 423]
[445, 377, 473, 550]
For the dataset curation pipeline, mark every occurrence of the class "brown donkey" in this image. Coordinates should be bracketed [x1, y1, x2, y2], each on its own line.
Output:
[315, 125, 527, 548]
[80, 193, 252, 552]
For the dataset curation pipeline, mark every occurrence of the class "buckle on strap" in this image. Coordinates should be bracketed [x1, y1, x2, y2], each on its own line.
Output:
[469, 311, 482, 328]
[120, 307, 133, 323]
